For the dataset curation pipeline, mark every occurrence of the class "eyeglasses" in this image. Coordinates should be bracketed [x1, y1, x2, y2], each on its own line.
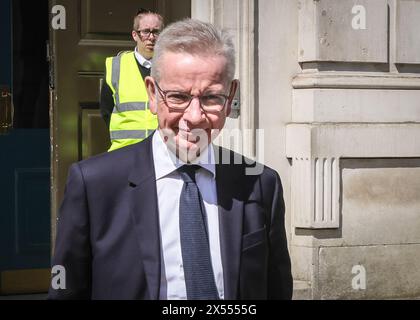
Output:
[155, 81, 231, 113]
[136, 29, 161, 38]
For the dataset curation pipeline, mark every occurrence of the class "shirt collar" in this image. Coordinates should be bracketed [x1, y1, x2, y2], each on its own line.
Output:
[134, 47, 152, 69]
[152, 131, 216, 180]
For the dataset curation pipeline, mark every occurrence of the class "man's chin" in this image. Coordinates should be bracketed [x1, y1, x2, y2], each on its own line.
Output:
[159, 129, 212, 163]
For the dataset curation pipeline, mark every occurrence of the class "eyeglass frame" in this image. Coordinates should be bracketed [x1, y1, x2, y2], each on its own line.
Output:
[135, 28, 161, 38]
[154, 81, 234, 113]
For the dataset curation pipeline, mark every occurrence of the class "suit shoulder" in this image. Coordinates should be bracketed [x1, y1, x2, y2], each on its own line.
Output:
[216, 146, 280, 181]
[75, 142, 142, 179]
[80, 141, 139, 163]
[260, 164, 281, 181]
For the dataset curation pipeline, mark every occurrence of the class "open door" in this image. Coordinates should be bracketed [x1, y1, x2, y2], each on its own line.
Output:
[0, 0, 191, 297]
[49, 0, 191, 251]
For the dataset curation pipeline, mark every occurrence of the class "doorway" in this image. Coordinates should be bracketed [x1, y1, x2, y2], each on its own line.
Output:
[0, 0, 192, 296]
[50, 0, 192, 249]
[0, 0, 51, 295]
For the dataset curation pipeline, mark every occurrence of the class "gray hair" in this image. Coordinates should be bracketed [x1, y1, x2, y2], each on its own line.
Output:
[151, 19, 236, 84]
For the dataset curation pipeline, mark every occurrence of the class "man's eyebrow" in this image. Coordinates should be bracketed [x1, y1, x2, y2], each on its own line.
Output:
[159, 83, 226, 93]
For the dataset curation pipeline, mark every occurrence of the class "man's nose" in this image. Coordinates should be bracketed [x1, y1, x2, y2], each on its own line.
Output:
[184, 97, 205, 124]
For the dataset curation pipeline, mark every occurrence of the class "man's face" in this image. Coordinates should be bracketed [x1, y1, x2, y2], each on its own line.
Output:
[145, 52, 238, 162]
[132, 14, 162, 59]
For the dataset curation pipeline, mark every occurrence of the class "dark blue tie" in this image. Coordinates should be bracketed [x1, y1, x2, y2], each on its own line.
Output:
[178, 165, 219, 300]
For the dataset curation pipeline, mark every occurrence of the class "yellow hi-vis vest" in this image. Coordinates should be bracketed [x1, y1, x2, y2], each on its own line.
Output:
[105, 51, 157, 152]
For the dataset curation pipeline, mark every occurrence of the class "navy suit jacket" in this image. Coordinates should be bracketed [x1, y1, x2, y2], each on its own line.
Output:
[48, 133, 293, 299]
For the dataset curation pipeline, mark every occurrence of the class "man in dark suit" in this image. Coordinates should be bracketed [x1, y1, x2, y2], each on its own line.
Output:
[48, 18, 293, 300]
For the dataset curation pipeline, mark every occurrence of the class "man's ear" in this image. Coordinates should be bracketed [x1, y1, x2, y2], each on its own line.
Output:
[225, 79, 239, 117]
[131, 30, 138, 42]
[145, 76, 158, 114]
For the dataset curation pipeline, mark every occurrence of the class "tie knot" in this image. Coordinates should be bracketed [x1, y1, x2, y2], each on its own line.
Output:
[178, 165, 201, 183]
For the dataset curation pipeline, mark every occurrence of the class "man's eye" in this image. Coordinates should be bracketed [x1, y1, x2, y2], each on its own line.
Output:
[167, 93, 190, 104]
[201, 95, 225, 105]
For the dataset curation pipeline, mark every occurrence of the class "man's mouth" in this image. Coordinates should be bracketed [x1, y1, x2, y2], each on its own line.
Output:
[178, 128, 211, 143]
[178, 128, 194, 139]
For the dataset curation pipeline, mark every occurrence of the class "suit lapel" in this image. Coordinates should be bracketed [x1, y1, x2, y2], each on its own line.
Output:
[128, 135, 161, 300]
[215, 147, 244, 300]
[127, 140, 245, 300]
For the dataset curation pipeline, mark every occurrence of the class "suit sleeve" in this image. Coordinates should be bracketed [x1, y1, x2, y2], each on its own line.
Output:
[267, 171, 293, 299]
[48, 163, 92, 300]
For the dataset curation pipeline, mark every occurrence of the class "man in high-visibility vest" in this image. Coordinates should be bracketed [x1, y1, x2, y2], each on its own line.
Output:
[100, 9, 164, 151]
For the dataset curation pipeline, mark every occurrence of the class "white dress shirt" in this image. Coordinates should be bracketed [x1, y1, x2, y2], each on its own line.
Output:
[134, 47, 152, 69]
[152, 131, 224, 300]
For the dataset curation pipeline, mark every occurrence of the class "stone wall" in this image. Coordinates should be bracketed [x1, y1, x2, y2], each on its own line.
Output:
[193, 0, 420, 299]
[289, 0, 420, 299]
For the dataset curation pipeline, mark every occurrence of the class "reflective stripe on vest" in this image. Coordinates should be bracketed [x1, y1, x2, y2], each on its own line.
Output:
[110, 130, 147, 140]
[112, 102, 147, 113]
[106, 51, 158, 152]
[111, 55, 121, 107]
